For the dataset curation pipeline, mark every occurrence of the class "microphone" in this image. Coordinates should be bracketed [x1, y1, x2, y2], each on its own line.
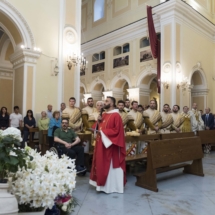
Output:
[100, 108, 104, 117]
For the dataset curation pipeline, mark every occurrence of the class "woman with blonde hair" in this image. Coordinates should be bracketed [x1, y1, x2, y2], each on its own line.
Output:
[38, 111, 50, 151]
[88, 101, 104, 126]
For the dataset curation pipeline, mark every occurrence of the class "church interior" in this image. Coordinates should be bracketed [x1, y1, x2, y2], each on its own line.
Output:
[0, 0, 215, 215]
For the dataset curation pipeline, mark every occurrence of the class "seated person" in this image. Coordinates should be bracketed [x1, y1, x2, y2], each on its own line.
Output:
[54, 118, 86, 174]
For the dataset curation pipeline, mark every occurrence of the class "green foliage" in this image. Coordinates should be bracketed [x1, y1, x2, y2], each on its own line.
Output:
[0, 135, 29, 180]
[18, 203, 44, 212]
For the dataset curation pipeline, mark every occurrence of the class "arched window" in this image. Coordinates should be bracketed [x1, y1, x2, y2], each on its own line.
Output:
[100, 51, 105, 60]
[140, 37, 150, 48]
[123, 43, 130, 53]
[113, 46, 122, 56]
[94, 0, 105, 22]
[92, 53, 99, 62]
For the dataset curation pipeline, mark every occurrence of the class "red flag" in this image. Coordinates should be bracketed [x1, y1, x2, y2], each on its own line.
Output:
[147, 6, 161, 94]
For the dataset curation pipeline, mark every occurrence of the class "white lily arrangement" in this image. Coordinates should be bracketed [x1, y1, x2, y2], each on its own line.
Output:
[10, 147, 77, 212]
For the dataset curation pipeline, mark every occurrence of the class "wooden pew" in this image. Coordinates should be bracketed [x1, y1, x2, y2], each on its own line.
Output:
[125, 134, 160, 163]
[28, 127, 39, 149]
[135, 136, 204, 192]
[161, 132, 195, 140]
[41, 130, 49, 155]
[197, 130, 215, 145]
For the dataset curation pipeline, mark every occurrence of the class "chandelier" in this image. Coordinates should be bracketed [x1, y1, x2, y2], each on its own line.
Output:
[67, 53, 88, 71]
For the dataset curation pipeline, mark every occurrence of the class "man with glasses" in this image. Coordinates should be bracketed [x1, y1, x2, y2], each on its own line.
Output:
[54, 118, 86, 174]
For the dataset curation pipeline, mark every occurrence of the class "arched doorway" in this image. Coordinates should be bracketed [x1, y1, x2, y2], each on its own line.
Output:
[0, 1, 36, 114]
[190, 70, 207, 111]
[0, 27, 14, 113]
[91, 83, 105, 104]
[113, 79, 129, 103]
[138, 73, 159, 109]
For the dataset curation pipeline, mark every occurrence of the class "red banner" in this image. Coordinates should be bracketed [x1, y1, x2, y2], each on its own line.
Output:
[147, 6, 161, 94]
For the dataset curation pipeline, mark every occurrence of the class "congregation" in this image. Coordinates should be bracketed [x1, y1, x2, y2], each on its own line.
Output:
[0, 97, 213, 153]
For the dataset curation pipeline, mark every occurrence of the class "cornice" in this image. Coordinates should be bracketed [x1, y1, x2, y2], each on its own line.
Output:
[9, 49, 41, 68]
[82, 16, 160, 55]
[155, 0, 215, 41]
[0, 71, 13, 80]
[82, 0, 215, 54]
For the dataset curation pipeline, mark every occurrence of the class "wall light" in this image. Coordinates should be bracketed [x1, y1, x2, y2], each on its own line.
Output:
[161, 63, 171, 89]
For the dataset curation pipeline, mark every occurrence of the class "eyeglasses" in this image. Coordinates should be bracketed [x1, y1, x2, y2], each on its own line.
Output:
[62, 122, 68, 124]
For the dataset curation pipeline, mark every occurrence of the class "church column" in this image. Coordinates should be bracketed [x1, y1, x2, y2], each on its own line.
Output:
[159, 12, 182, 108]
[10, 49, 41, 115]
[62, 0, 81, 104]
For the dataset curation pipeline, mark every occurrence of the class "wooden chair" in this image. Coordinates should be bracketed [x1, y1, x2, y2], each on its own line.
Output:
[134, 136, 204, 192]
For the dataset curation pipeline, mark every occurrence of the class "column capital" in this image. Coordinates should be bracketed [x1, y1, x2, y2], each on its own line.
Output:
[10, 49, 41, 69]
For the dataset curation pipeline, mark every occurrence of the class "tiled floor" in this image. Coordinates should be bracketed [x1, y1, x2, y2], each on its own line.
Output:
[72, 152, 215, 215]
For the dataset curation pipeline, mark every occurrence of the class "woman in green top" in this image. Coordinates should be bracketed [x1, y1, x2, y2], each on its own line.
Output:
[38, 111, 50, 151]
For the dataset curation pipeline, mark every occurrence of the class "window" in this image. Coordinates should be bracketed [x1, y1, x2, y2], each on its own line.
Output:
[92, 51, 105, 62]
[92, 53, 99, 62]
[140, 37, 150, 48]
[113, 46, 122, 56]
[94, 0, 105, 22]
[100, 51, 105, 60]
[123, 43, 130, 53]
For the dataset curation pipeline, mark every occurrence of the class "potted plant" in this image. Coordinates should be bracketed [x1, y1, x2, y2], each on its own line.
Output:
[0, 127, 28, 215]
[10, 147, 77, 214]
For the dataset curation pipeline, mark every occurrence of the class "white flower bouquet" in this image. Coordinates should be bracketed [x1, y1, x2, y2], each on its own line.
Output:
[10, 147, 77, 212]
[0, 127, 27, 182]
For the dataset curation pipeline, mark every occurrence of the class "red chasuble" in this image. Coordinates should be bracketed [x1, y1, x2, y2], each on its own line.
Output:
[90, 109, 126, 189]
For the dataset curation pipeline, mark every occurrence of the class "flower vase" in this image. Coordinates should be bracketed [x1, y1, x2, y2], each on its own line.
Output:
[0, 182, 18, 215]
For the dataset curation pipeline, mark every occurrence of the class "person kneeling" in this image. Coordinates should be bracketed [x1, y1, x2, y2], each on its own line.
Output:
[54, 118, 86, 174]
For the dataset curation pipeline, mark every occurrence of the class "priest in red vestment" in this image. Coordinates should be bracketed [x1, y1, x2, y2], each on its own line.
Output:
[89, 96, 126, 193]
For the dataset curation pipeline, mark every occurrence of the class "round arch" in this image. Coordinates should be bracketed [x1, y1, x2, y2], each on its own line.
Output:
[0, 1, 35, 48]
[189, 67, 207, 89]
[110, 73, 131, 90]
[136, 69, 157, 87]
[90, 78, 107, 92]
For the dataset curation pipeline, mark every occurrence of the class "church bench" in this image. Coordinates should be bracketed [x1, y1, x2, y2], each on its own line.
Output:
[41, 130, 50, 155]
[160, 132, 195, 140]
[134, 136, 204, 192]
[197, 130, 215, 145]
[125, 134, 160, 160]
[29, 127, 39, 149]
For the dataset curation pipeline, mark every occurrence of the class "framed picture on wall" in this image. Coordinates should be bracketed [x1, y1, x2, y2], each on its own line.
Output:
[92, 62, 105, 73]
[140, 50, 153, 62]
[113, 55, 129, 68]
